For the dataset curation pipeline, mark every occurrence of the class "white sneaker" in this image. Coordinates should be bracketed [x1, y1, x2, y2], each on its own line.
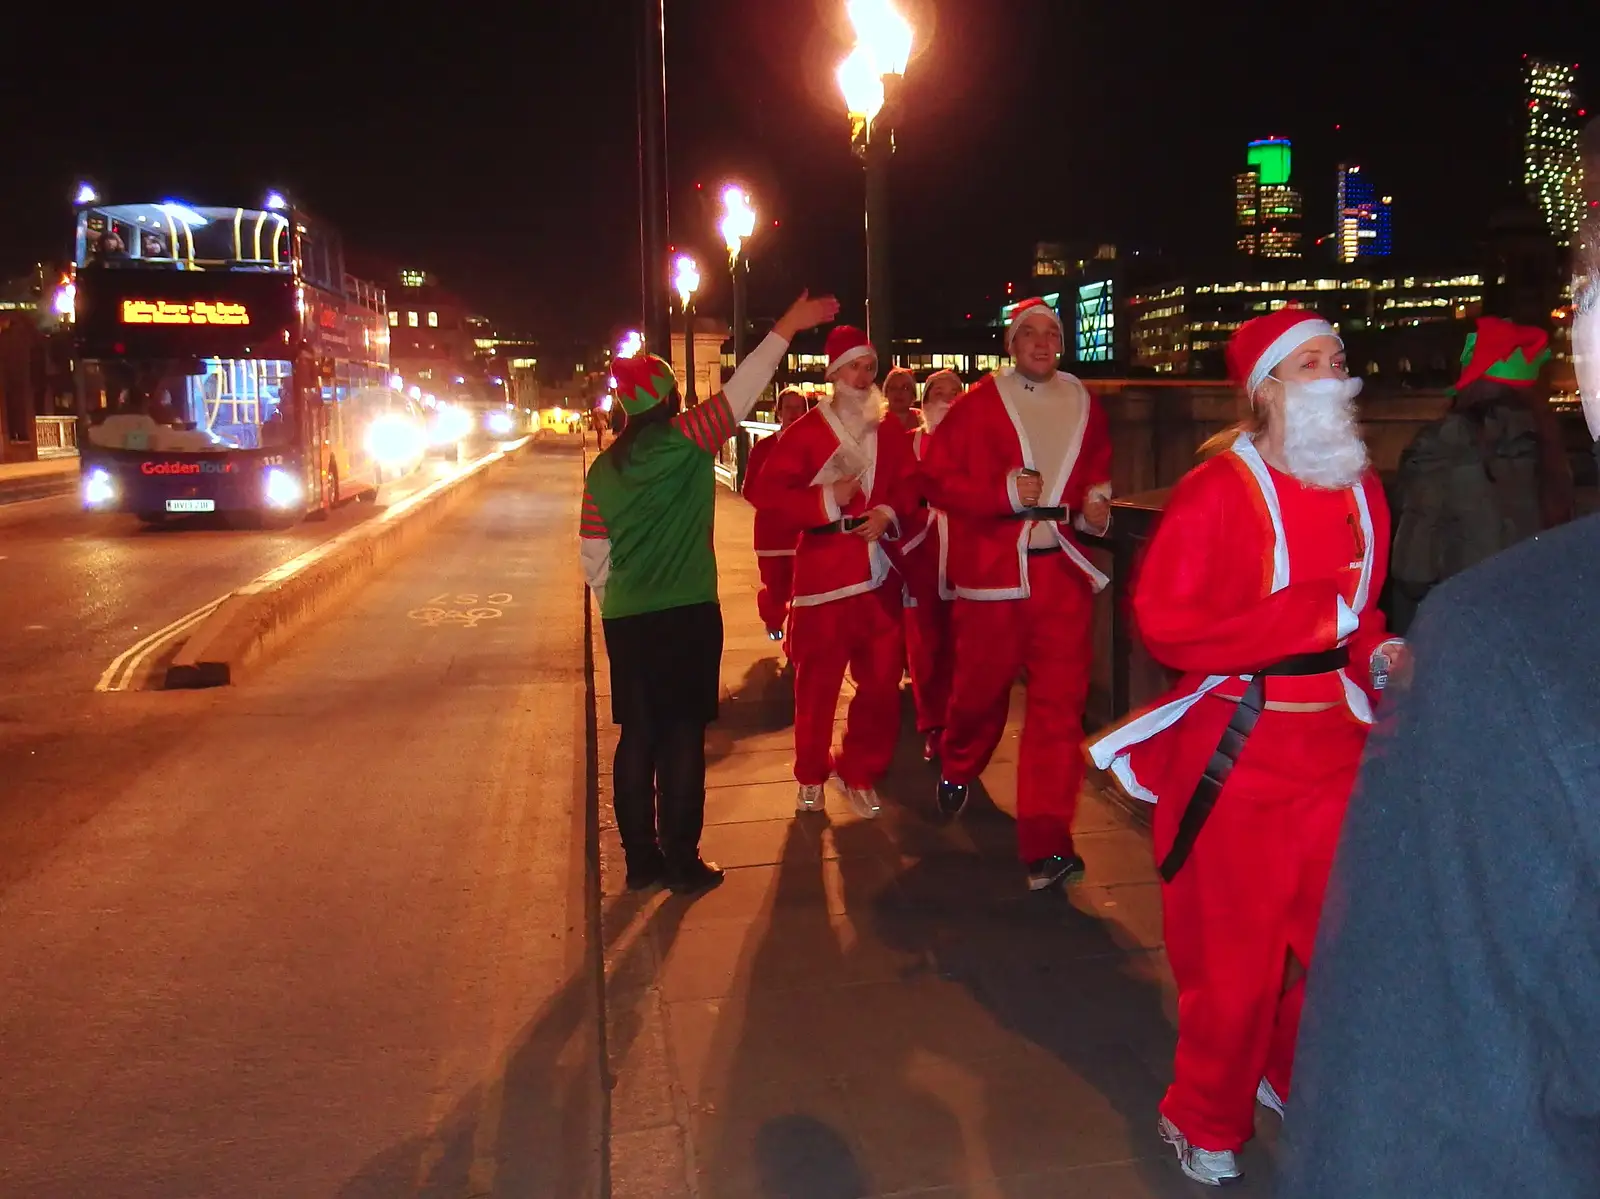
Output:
[1256, 1076, 1285, 1119]
[796, 783, 825, 813]
[1158, 1115, 1241, 1187]
[840, 783, 881, 819]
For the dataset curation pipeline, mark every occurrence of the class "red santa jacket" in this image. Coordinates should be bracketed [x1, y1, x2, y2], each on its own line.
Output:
[1087, 433, 1398, 810]
[898, 427, 951, 607]
[743, 401, 915, 607]
[921, 368, 1112, 600]
[745, 430, 801, 557]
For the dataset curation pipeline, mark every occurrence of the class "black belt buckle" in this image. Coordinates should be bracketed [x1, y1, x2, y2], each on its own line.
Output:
[1011, 505, 1069, 521]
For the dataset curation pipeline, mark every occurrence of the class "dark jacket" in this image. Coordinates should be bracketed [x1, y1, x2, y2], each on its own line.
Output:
[1281, 514, 1600, 1197]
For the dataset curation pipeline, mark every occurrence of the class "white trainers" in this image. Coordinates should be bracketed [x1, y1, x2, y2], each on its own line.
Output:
[841, 783, 881, 819]
[796, 783, 825, 813]
[1256, 1076, 1285, 1119]
[1158, 1115, 1241, 1187]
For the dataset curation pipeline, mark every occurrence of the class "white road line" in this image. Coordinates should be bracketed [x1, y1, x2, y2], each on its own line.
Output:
[93, 439, 530, 691]
[95, 597, 229, 692]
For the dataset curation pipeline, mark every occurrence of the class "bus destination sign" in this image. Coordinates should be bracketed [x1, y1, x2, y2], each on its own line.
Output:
[120, 299, 251, 326]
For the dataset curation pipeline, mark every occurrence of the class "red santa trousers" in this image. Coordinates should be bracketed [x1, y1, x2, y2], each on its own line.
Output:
[788, 586, 905, 789]
[1155, 699, 1366, 1152]
[904, 595, 953, 735]
[756, 556, 795, 635]
[942, 552, 1093, 861]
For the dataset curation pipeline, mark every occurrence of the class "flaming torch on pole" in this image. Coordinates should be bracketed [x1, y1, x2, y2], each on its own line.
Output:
[674, 253, 702, 405]
[719, 185, 757, 366]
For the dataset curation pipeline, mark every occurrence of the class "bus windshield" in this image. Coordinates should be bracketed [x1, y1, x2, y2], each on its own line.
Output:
[82, 357, 293, 452]
[76, 204, 291, 271]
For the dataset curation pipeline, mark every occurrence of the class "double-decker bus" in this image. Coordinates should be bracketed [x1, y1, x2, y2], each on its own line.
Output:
[72, 190, 421, 524]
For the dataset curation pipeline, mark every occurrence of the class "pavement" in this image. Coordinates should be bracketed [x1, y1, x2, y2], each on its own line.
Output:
[596, 488, 1285, 1198]
[0, 453, 79, 505]
[0, 443, 602, 1196]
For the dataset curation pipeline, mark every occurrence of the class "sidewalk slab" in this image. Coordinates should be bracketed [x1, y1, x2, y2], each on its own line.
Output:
[596, 487, 1284, 1197]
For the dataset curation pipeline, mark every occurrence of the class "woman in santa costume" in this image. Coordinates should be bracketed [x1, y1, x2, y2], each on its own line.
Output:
[745, 387, 810, 643]
[898, 368, 963, 761]
[744, 326, 915, 818]
[1086, 306, 1409, 1186]
[920, 298, 1112, 893]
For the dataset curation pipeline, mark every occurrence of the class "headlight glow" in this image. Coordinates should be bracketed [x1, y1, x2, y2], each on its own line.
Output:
[430, 405, 473, 445]
[366, 413, 426, 467]
[487, 411, 514, 436]
[83, 467, 115, 507]
[264, 467, 303, 509]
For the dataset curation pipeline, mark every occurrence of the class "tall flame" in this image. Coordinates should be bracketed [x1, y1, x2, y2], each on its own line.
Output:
[846, 0, 913, 76]
[720, 186, 756, 264]
[673, 254, 701, 309]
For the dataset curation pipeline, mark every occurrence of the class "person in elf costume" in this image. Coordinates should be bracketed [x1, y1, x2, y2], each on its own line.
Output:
[1086, 306, 1409, 1186]
[920, 298, 1112, 894]
[743, 326, 917, 819]
[745, 387, 810, 644]
[898, 368, 963, 761]
[580, 292, 839, 895]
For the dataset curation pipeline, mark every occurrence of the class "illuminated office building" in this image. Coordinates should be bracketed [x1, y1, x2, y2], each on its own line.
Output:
[1234, 138, 1303, 258]
[1524, 57, 1584, 246]
[1335, 164, 1394, 262]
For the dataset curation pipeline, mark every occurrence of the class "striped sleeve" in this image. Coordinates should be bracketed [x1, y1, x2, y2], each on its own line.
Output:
[580, 483, 609, 539]
[673, 395, 738, 452]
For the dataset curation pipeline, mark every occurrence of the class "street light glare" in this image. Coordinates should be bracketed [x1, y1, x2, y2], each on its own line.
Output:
[720, 186, 756, 262]
[846, 0, 913, 76]
[674, 254, 701, 309]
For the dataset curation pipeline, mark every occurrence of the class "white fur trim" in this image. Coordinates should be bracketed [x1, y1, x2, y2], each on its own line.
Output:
[1005, 304, 1064, 350]
[1247, 318, 1338, 397]
[1230, 435, 1291, 592]
[825, 343, 875, 378]
[755, 548, 797, 558]
[1088, 676, 1233, 803]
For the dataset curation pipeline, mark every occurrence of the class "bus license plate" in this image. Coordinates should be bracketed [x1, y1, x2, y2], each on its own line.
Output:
[165, 499, 215, 513]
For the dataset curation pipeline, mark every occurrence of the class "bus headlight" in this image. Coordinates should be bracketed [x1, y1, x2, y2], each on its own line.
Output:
[487, 411, 514, 436]
[264, 467, 303, 509]
[83, 468, 116, 507]
[366, 414, 425, 468]
[430, 405, 473, 445]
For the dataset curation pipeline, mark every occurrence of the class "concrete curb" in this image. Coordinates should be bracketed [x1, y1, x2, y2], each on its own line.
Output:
[165, 439, 529, 688]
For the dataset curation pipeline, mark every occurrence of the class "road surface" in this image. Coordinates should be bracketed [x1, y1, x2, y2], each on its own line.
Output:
[0, 442, 600, 1197]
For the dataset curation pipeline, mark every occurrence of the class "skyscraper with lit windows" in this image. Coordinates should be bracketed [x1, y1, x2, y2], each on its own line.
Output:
[1335, 164, 1394, 262]
[1524, 57, 1584, 246]
[1234, 138, 1303, 258]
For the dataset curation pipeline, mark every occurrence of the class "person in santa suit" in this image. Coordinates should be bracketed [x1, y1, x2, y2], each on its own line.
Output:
[744, 326, 916, 818]
[1085, 306, 1410, 1186]
[883, 366, 921, 431]
[745, 387, 811, 644]
[920, 298, 1113, 892]
[899, 368, 963, 762]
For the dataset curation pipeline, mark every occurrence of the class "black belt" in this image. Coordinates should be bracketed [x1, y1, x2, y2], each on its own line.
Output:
[808, 516, 867, 535]
[1027, 544, 1062, 557]
[1008, 506, 1069, 521]
[1158, 647, 1350, 883]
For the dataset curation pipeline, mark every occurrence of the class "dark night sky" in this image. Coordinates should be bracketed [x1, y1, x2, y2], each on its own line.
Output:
[1, 0, 1594, 348]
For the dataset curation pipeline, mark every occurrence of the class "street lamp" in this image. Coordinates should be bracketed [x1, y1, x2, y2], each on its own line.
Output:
[674, 253, 702, 404]
[837, 0, 914, 365]
[720, 185, 757, 364]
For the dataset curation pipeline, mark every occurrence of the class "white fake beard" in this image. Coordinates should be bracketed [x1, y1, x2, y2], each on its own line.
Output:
[1282, 386, 1368, 490]
[830, 383, 885, 440]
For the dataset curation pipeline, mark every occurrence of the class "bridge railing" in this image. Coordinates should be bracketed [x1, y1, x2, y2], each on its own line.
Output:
[34, 416, 78, 458]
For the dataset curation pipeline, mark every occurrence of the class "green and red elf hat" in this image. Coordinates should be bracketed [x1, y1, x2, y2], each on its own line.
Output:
[612, 353, 679, 416]
[1453, 316, 1552, 393]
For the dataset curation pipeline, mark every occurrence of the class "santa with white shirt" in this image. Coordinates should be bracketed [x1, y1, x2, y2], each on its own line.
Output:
[898, 369, 963, 762]
[920, 298, 1113, 894]
[743, 326, 915, 819]
[1085, 306, 1407, 1187]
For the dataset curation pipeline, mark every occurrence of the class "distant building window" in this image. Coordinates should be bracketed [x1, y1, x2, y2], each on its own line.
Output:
[388, 311, 398, 327]
[401, 269, 425, 287]
[407, 311, 419, 328]
[427, 312, 439, 327]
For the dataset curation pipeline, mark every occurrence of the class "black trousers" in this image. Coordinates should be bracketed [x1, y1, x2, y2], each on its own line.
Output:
[602, 602, 723, 869]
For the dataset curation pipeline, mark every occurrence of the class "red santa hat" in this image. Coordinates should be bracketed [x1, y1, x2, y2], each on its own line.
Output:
[824, 325, 876, 378]
[1005, 297, 1064, 350]
[1227, 306, 1340, 397]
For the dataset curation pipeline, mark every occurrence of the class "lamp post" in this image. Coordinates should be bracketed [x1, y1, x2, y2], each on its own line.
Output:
[638, 0, 670, 354]
[837, 0, 913, 368]
[719, 185, 756, 365]
[674, 253, 702, 404]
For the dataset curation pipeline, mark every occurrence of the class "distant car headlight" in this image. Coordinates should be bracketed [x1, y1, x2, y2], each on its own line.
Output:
[366, 413, 425, 467]
[83, 467, 115, 507]
[264, 467, 303, 509]
[487, 411, 514, 435]
[430, 405, 473, 445]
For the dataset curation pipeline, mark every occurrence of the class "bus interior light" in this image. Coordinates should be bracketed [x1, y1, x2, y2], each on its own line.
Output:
[263, 467, 303, 509]
[158, 201, 209, 226]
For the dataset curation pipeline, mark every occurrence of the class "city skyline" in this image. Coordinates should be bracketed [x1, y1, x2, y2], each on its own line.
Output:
[0, 0, 1594, 343]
